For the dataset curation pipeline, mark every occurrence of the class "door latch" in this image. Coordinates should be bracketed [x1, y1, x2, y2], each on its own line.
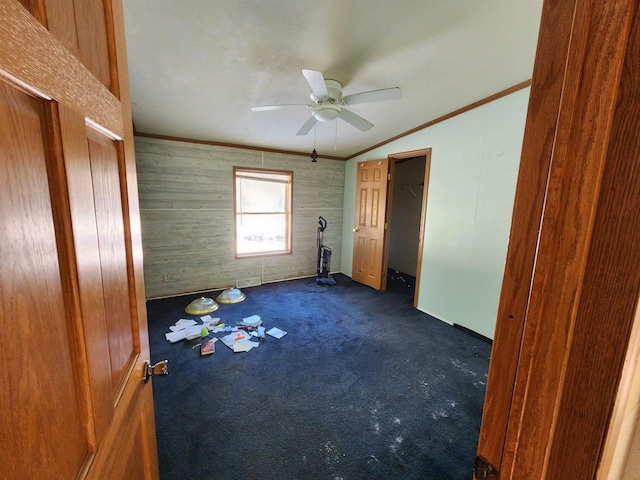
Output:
[474, 455, 499, 479]
[143, 360, 168, 383]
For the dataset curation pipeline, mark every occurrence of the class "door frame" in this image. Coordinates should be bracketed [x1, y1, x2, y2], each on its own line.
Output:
[475, 0, 640, 478]
[386, 148, 431, 307]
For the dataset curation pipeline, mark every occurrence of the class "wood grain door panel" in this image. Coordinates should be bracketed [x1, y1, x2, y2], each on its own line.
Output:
[86, 385, 158, 480]
[87, 126, 136, 395]
[57, 103, 115, 443]
[0, 81, 91, 480]
[352, 159, 388, 289]
[26, 0, 113, 90]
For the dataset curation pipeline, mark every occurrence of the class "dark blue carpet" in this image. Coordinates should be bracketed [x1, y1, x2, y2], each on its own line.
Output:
[146, 274, 490, 480]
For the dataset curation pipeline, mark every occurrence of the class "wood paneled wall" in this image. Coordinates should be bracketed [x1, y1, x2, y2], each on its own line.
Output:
[135, 136, 345, 298]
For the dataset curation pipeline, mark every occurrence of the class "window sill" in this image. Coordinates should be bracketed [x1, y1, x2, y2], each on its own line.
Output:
[235, 250, 292, 259]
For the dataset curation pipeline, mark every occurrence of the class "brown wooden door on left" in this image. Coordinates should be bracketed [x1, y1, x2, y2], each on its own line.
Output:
[352, 159, 389, 290]
[0, 1, 158, 479]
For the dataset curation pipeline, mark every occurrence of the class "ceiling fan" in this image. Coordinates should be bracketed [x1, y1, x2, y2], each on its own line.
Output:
[251, 69, 402, 136]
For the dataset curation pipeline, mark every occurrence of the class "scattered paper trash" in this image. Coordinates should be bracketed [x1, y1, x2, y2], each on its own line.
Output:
[165, 311, 285, 353]
[220, 331, 250, 346]
[185, 325, 207, 340]
[220, 331, 259, 353]
[165, 329, 187, 343]
[241, 315, 262, 327]
[200, 314, 220, 323]
[200, 316, 222, 329]
[166, 318, 199, 341]
[233, 341, 259, 353]
[169, 318, 197, 332]
[210, 324, 226, 333]
[250, 326, 266, 341]
[266, 327, 287, 339]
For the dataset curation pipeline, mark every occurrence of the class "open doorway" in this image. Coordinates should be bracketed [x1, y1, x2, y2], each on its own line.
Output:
[387, 149, 431, 307]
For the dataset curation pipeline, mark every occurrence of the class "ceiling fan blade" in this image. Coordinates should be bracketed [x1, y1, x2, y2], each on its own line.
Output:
[342, 87, 402, 106]
[251, 104, 310, 112]
[339, 108, 374, 132]
[301, 69, 329, 98]
[296, 115, 318, 136]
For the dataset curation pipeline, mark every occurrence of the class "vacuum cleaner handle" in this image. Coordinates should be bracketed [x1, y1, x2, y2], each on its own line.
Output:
[318, 216, 327, 232]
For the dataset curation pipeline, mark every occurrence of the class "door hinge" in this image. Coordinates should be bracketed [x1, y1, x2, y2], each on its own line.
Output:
[474, 456, 499, 479]
[387, 173, 392, 181]
[384, 222, 388, 230]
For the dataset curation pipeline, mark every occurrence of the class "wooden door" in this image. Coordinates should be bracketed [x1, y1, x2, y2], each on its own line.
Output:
[352, 159, 389, 290]
[476, 0, 640, 478]
[0, 2, 159, 479]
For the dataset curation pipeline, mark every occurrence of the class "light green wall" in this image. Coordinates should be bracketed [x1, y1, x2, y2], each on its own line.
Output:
[342, 88, 530, 339]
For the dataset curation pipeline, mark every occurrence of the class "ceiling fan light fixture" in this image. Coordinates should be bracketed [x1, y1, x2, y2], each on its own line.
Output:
[312, 104, 341, 122]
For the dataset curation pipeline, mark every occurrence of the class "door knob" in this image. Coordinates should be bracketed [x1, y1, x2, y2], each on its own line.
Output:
[143, 360, 168, 383]
[353, 227, 360, 232]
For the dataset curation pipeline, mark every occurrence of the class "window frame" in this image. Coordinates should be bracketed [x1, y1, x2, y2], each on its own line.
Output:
[233, 166, 293, 259]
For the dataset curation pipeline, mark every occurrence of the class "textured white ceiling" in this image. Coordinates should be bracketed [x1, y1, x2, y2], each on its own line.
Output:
[122, 0, 543, 158]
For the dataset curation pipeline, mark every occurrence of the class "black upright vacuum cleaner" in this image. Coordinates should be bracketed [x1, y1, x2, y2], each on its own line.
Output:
[316, 216, 336, 285]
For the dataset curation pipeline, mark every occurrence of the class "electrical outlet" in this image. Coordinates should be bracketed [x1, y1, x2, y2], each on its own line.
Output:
[162, 273, 169, 283]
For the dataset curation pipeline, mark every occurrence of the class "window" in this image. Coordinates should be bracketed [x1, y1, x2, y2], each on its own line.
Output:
[233, 167, 292, 257]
